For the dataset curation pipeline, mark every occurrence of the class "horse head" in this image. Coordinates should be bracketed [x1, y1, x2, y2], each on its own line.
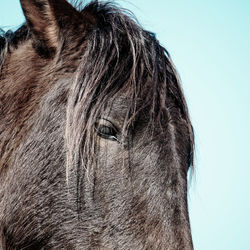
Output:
[0, 0, 194, 249]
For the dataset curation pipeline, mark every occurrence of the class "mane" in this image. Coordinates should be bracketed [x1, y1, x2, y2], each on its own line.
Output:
[65, 1, 194, 192]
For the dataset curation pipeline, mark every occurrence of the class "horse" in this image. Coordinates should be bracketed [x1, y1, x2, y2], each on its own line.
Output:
[0, 0, 194, 249]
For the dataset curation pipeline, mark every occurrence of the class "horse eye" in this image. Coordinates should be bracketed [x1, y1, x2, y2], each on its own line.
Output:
[95, 121, 119, 141]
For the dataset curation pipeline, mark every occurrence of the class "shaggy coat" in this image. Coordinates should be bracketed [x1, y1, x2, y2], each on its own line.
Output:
[0, 0, 194, 249]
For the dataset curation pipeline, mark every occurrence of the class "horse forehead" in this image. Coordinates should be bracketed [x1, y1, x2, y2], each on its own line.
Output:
[103, 94, 145, 118]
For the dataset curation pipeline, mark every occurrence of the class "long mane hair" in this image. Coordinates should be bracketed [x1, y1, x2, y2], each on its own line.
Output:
[62, 2, 194, 200]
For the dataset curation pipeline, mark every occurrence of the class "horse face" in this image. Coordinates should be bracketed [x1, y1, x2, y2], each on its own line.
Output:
[0, 0, 194, 249]
[86, 93, 193, 248]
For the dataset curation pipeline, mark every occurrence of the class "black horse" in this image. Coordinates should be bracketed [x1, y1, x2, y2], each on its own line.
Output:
[0, 0, 194, 249]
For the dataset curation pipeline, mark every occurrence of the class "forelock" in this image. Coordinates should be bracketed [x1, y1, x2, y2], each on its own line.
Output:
[65, 1, 194, 179]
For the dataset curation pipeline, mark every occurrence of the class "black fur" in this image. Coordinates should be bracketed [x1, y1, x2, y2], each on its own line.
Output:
[0, 1, 194, 249]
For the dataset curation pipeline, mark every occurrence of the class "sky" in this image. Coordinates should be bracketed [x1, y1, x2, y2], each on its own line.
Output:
[1, 0, 250, 249]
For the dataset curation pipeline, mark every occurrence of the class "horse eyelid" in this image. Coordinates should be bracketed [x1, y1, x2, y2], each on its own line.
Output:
[94, 123, 120, 143]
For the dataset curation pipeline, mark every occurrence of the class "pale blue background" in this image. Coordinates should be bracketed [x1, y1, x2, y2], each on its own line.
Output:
[1, 1, 250, 249]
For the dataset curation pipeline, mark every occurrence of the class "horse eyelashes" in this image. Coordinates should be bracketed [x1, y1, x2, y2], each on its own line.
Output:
[95, 123, 119, 142]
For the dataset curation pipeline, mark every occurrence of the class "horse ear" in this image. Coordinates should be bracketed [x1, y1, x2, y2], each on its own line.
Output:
[20, 0, 81, 57]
